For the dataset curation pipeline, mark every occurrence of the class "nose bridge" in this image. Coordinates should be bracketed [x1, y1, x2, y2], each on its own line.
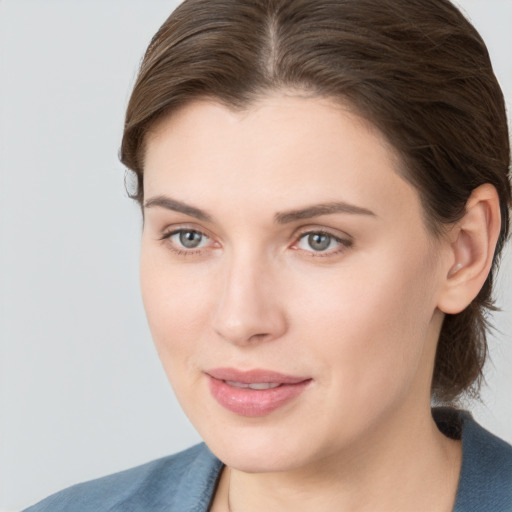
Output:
[212, 245, 286, 345]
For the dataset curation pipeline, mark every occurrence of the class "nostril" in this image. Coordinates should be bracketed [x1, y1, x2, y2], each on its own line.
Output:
[248, 332, 271, 342]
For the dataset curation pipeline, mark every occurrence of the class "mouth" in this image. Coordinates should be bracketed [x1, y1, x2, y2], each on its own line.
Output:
[224, 381, 282, 390]
[206, 368, 312, 417]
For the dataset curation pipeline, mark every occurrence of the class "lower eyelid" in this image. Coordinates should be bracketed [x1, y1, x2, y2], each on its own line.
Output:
[160, 229, 220, 255]
[309, 243, 351, 256]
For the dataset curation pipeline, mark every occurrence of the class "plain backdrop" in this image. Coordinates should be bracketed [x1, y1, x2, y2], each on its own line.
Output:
[0, 1, 511, 510]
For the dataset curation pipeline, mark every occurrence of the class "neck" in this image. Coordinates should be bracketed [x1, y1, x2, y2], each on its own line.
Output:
[219, 405, 461, 512]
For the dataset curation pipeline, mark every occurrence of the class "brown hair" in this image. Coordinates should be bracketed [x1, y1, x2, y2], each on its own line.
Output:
[120, 0, 511, 402]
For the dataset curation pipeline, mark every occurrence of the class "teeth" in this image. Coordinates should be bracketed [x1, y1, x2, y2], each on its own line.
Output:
[225, 381, 281, 390]
[248, 382, 281, 390]
[225, 380, 250, 389]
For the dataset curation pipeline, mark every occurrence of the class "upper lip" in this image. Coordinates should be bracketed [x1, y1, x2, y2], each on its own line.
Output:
[206, 367, 311, 384]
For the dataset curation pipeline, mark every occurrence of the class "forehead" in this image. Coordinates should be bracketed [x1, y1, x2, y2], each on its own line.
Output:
[147, 94, 388, 155]
[143, 94, 423, 227]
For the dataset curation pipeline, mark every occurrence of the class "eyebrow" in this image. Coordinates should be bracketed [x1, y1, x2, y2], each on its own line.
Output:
[144, 195, 212, 222]
[144, 195, 376, 224]
[274, 202, 376, 224]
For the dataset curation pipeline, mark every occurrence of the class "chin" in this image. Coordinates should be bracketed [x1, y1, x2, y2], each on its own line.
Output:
[213, 444, 305, 474]
[198, 419, 320, 474]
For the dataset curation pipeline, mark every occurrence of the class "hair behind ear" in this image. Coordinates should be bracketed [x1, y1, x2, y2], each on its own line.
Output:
[437, 184, 501, 315]
[434, 184, 502, 402]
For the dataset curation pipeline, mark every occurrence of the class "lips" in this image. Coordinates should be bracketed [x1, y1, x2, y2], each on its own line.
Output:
[206, 368, 312, 417]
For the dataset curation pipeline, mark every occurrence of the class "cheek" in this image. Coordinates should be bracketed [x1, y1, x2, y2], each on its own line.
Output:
[140, 263, 214, 418]
[139, 247, 211, 367]
[290, 248, 440, 403]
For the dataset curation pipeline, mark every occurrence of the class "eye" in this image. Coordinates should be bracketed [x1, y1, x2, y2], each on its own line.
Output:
[294, 230, 351, 254]
[165, 229, 211, 251]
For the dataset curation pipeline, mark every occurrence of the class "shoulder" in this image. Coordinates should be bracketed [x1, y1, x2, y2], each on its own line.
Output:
[457, 411, 512, 512]
[23, 443, 223, 512]
[434, 408, 512, 512]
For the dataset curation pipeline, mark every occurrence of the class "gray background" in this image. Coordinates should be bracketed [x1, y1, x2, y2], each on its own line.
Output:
[0, 1, 510, 511]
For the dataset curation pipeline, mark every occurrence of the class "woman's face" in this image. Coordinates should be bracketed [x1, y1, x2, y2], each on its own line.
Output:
[140, 95, 451, 473]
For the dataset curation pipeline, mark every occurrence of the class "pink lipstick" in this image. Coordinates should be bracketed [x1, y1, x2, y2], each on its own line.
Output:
[206, 368, 311, 417]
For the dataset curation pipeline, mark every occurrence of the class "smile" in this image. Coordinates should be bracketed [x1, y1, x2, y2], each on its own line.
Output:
[224, 381, 281, 390]
[206, 368, 312, 417]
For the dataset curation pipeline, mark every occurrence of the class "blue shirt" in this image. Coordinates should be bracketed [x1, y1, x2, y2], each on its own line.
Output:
[24, 409, 512, 511]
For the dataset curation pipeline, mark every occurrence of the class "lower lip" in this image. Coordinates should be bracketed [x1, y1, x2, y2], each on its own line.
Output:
[207, 376, 311, 417]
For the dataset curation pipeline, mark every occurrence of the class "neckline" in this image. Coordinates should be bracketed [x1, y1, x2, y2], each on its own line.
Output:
[204, 408, 510, 512]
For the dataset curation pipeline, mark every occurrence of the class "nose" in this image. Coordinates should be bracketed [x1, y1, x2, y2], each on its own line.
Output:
[212, 251, 288, 346]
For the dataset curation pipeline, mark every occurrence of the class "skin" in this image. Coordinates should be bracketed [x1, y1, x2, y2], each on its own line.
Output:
[140, 94, 468, 511]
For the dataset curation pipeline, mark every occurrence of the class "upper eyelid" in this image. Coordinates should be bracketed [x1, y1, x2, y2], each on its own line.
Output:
[292, 228, 354, 255]
[166, 228, 210, 240]
[160, 224, 212, 239]
[161, 228, 214, 254]
[293, 226, 353, 242]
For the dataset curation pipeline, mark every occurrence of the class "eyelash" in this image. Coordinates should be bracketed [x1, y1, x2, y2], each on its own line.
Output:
[159, 228, 213, 256]
[292, 229, 353, 257]
[159, 227, 353, 257]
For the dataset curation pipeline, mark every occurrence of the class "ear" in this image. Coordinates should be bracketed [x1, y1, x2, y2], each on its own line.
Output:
[437, 184, 501, 315]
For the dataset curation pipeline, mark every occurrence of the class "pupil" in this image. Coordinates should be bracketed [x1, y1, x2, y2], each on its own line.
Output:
[308, 233, 330, 251]
[179, 231, 202, 248]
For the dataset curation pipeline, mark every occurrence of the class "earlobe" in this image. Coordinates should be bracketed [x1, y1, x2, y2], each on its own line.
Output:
[437, 184, 501, 315]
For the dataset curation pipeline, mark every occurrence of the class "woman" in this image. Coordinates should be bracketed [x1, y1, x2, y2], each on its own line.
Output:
[25, 0, 512, 510]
